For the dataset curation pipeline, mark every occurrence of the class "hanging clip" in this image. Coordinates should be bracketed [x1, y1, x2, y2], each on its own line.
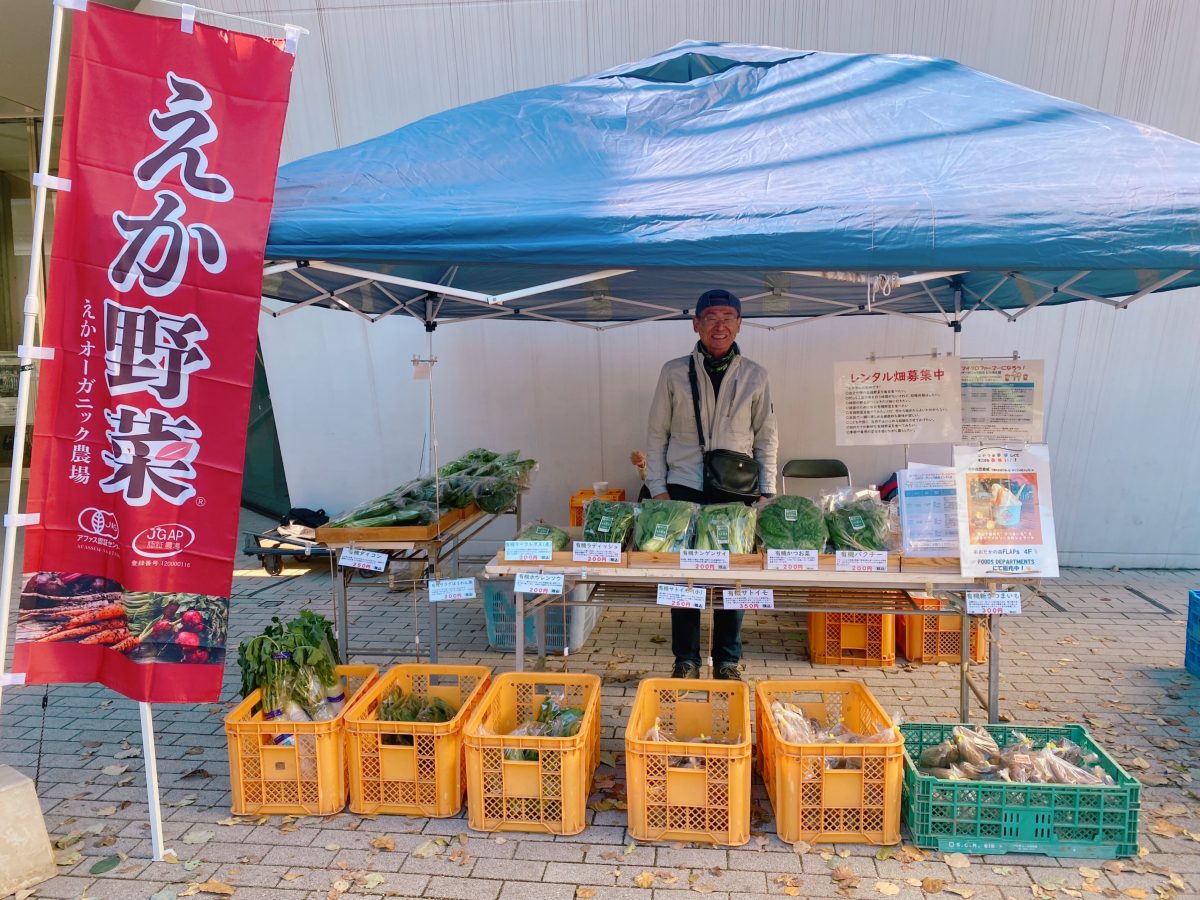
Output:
[179, 4, 196, 33]
[32, 173, 71, 193]
[283, 24, 302, 55]
[4, 513, 40, 528]
[17, 344, 55, 363]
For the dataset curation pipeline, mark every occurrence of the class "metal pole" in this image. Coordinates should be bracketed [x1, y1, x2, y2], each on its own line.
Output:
[959, 599, 971, 722]
[987, 613, 1000, 723]
[139, 703, 168, 861]
[514, 590, 525, 673]
[0, 0, 68, 715]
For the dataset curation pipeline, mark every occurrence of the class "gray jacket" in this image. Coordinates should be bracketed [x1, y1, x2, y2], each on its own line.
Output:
[645, 346, 779, 497]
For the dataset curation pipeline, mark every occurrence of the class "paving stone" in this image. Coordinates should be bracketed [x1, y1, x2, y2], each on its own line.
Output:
[425, 874, 503, 899]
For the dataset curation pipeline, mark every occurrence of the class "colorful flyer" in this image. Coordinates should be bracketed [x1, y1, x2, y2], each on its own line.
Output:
[961, 360, 1045, 443]
[898, 464, 959, 557]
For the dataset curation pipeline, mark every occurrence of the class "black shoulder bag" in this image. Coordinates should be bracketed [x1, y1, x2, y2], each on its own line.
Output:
[688, 357, 761, 502]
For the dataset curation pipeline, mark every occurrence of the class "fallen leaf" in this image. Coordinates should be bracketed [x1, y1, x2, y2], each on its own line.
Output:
[96, 805, 118, 817]
[411, 839, 442, 859]
[793, 839, 812, 855]
[161, 849, 180, 864]
[944, 852, 971, 869]
[876, 846, 895, 861]
[576, 889, 597, 899]
[907, 879, 924, 888]
[923, 877, 946, 893]
[183, 860, 202, 872]
[370, 835, 395, 852]
[195, 882, 235, 896]
[1156, 804, 1189, 817]
[1123, 891, 1149, 899]
[944, 888, 975, 899]
[832, 864, 860, 888]
[182, 830, 213, 845]
[656, 871, 679, 885]
[1079, 867, 1103, 880]
[186, 746, 204, 755]
[89, 855, 121, 875]
[94, 834, 117, 848]
[80, 739, 102, 748]
[494, 836, 508, 844]
[100, 764, 128, 777]
[634, 870, 655, 889]
[54, 849, 82, 867]
[181, 768, 212, 781]
[1151, 820, 1186, 839]
[690, 884, 716, 894]
[1129, 757, 1151, 770]
[650, 635, 667, 643]
[875, 881, 901, 896]
[457, 832, 469, 845]
[598, 751, 618, 768]
[362, 873, 385, 890]
[114, 747, 141, 760]
[281, 873, 303, 882]
[784, 888, 800, 897]
[216, 817, 241, 826]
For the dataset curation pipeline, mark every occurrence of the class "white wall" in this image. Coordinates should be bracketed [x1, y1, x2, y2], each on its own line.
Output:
[235, 0, 1200, 567]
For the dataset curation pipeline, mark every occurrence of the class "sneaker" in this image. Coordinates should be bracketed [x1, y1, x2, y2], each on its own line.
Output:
[714, 662, 742, 681]
[671, 661, 701, 679]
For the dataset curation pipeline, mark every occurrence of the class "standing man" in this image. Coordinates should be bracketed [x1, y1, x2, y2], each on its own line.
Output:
[645, 289, 779, 680]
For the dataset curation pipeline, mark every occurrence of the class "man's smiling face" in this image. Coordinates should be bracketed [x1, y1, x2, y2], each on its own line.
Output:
[694, 306, 741, 357]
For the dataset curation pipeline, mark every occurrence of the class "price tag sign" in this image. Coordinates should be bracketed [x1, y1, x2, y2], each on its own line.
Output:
[429, 577, 477, 603]
[339, 547, 388, 572]
[722, 588, 774, 610]
[656, 583, 706, 609]
[835, 550, 889, 572]
[505, 540, 553, 561]
[514, 572, 565, 595]
[965, 590, 1023, 615]
[572, 541, 622, 564]
[680, 548, 730, 571]
[766, 549, 818, 571]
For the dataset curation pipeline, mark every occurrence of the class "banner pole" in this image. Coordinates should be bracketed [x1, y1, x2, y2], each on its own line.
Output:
[0, 0, 70, 716]
[139, 702, 169, 861]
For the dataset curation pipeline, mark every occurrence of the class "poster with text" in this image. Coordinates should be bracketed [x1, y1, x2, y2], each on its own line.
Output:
[835, 357, 961, 446]
[961, 359, 1045, 443]
[14, 4, 294, 703]
[953, 444, 1059, 578]
[898, 464, 959, 557]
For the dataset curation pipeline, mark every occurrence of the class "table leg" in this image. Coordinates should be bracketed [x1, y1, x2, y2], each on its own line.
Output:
[515, 590, 525, 673]
[333, 566, 351, 662]
[428, 562, 440, 664]
[988, 613, 1000, 723]
[535, 599, 547, 669]
[959, 597, 971, 723]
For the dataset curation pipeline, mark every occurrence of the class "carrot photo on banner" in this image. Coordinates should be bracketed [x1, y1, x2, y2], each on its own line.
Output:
[13, 4, 294, 703]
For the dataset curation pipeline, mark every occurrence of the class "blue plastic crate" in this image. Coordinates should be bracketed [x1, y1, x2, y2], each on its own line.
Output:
[1186, 591, 1200, 677]
[484, 580, 601, 653]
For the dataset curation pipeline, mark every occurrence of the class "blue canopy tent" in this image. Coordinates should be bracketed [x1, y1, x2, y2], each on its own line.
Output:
[262, 41, 1200, 330]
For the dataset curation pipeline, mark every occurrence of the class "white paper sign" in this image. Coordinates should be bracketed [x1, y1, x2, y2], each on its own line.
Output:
[514, 572, 565, 595]
[835, 550, 889, 572]
[961, 360, 1044, 443]
[966, 590, 1023, 615]
[834, 357, 962, 446]
[766, 549, 818, 571]
[898, 464, 960, 557]
[656, 583, 706, 609]
[572, 541, 622, 564]
[429, 577, 477, 602]
[722, 588, 774, 610]
[339, 547, 388, 572]
[505, 540, 553, 561]
[954, 443, 1059, 578]
[680, 548, 730, 570]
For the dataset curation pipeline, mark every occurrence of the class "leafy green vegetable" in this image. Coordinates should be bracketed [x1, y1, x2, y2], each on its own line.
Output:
[515, 522, 570, 551]
[439, 448, 498, 478]
[633, 499, 697, 552]
[693, 503, 757, 553]
[756, 496, 829, 551]
[473, 477, 519, 514]
[379, 687, 459, 744]
[823, 490, 890, 551]
[582, 500, 635, 544]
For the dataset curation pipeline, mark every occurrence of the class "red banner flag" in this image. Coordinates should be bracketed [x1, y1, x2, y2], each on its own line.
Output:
[14, 4, 294, 702]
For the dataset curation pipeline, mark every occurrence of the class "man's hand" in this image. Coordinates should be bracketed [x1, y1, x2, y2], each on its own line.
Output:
[653, 492, 670, 500]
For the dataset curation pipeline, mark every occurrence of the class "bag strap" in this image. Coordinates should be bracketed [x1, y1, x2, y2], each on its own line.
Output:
[687, 356, 707, 452]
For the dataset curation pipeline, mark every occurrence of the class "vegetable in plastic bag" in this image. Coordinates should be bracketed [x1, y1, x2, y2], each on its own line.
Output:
[634, 499, 698, 552]
[515, 522, 570, 551]
[694, 503, 757, 553]
[822, 488, 891, 551]
[473, 477, 519, 514]
[582, 500, 635, 544]
[756, 495, 829, 551]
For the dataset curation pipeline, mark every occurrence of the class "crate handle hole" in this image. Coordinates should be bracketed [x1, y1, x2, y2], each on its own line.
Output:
[274, 761, 287, 771]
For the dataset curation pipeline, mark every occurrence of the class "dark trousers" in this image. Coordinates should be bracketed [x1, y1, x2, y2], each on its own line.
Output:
[666, 482, 744, 667]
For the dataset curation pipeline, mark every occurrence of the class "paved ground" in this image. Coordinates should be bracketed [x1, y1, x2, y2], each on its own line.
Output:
[2, 509, 1199, 899]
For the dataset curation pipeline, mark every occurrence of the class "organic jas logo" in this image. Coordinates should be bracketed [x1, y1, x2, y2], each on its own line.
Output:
[133, 523, 195, 559]
[78, 507, 119, 539]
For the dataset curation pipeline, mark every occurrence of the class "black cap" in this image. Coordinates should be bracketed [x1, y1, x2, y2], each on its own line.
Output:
[695, 289, 741, 317]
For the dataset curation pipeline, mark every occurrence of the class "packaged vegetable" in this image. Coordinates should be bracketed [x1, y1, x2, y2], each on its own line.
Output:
[473, 477, 520, 514]
[582, 500, 636, 545]
[822, 488, 892, 551]
[633, 499, 698, 552]
[756, 495, 829, 551]
[515, 522, 570, 551]
[693, 503, 757, 553]
[379, 686, 459, 745]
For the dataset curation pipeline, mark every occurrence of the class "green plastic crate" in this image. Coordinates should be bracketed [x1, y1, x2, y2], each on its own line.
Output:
[900, 723, 1140, 858]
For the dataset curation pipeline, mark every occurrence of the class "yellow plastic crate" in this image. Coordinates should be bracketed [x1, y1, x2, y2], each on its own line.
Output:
[755, 679, 903, 844]
[898, 596, 988, 664]
[345, 664, 492, 817]
[808, 612, 896, 667]
[224, 664, 378, 816]
[463, 672, 601, 835]
[625, 678, 752, 846]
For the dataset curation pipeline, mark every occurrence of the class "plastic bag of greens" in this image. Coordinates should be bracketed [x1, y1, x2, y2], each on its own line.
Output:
[473, 477, 520, 514]
[582, 500, 635, 544]
[822, 488, 891, 551]
[634, 499, 698, 552]
[693, 503, 757, 553]
[515, 522, 570, 551]
[439, 448, 499, 478]
[756, 495, 829, 551]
